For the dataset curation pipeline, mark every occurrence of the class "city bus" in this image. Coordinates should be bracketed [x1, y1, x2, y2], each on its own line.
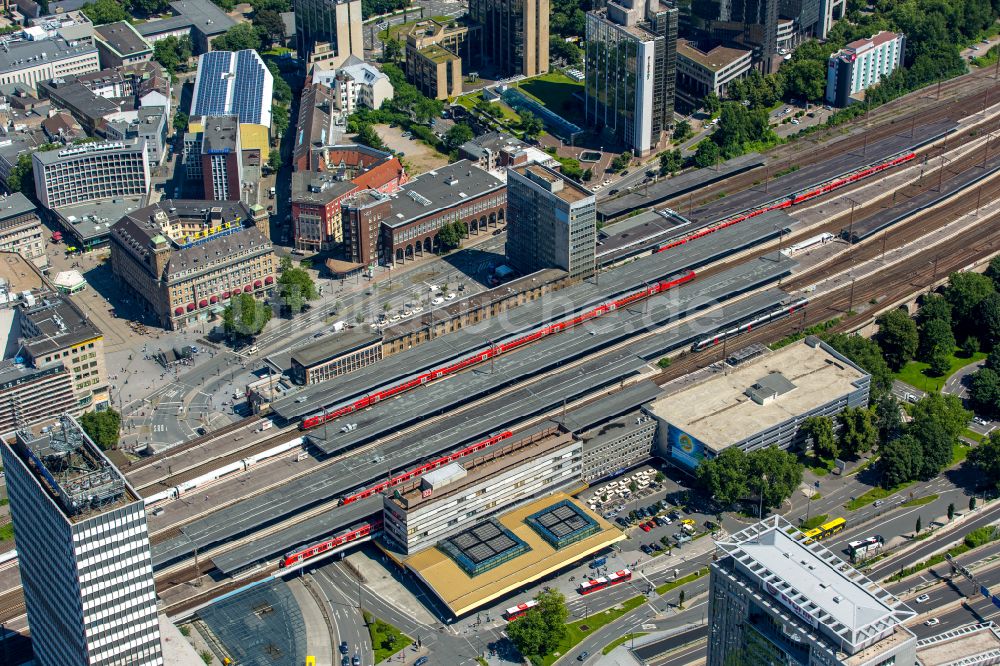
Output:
[502, 599, 539, 621]
[848, 535, 884, 562]
[802, 517, 846, 543]
[577, 569, 632, 595]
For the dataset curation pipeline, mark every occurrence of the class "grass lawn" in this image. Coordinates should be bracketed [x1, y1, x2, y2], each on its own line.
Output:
[901, 493, 938, 508]
[845, 481, 914, 511]
[805, 454, 834, 476]
[536, 596, 646, 666]
[848, 455, 879, 477]
[799, 514, 829, 531]
[962, 428, 984, 443]
[953, 441, 973, 465]
[603, 633, 648, 655]
[454, 90, 522, 123]
[363, 613, 411, 664]
[515, 71, 585, 126]
[0, 522, 12, 541]
[654, 568, 709, 596]
[894, 351, 986, 394]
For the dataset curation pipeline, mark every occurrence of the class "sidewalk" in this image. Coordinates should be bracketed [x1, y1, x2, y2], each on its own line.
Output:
[288, 578, 334, 666]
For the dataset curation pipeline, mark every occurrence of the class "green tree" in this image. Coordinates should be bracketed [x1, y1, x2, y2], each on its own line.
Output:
[948, 503, 955, 521]
[81, 0, 128, 24]
[878, 435, 922, 487]
[267, 61, 293, 104]
[918, 294, 952, 328]
[173, 110, 189, 134]
[909, 393, 969, 478]
[800, 415, 837, 459]
[214, 22, 263, 51]
[945, 271, 996, 331]
[443, 123, 473, 151]
[910, 392, 971, 442]
[437, 221, 464, 250]
[223, 293, 272, 339]
[986, 256, 1000, 291]
[383, 38, 403, 63]
[212, 0, 236, 10]
[969, 367, 1000, 417]
[268, 149, 282, 171]
[6, 153, 35, 197]
[838, 407, 878, 458]
[549, 35, 583, 66]
[695, 447, 749, 507]
[272, 104, 290, 136]
[747, 446, 803, 514]
[874, 394, 903, 443]
[672, 120, 693, 142]
[520, 111, 544, 140]
[678, 589, 685, 609]
[918, 318, 955, 365]
[277, 257, 318, 314]
[780, 58, 827, 102]
[610, 151, 633, 172]
[978, 292, 1000, 349]
[506, 589, 568, 658]
[659, 149, 683, 175]
[824, 333, 894, 399]
[79, 409, 121, 451]
[876, 309, 918, 370]
[971, 497, 978, 511]
[916, 516, 922, 533]
[253, 9, 286, 47]
[354, 122, 384, 151]
[153, 36, 193, 74]
[133, 0, 170, 13]
[693, 140, 721, 168]
[704, 92, 721, 115]
[251, 0, 291, 10]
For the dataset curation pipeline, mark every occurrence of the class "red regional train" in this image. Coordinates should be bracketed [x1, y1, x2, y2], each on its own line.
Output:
[338, 431, 514, 505]
[300, 271, 696, 430]
[281, 520, 383, 568]
[656, 152, 916, 254]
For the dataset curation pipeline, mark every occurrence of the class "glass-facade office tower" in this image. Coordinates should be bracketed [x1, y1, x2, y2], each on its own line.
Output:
[1, 415, 162, 666]
[585, 0, 678, 156]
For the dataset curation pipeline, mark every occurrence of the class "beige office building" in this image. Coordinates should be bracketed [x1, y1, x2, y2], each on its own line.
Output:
[470, 0, 548, 77]
[295, 0, 364, 68]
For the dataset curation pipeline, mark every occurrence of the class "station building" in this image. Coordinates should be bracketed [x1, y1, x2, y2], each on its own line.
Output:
[915, 623, 1000, 666]
[289, 327, 382, 385]
[709, 516, 917, 666]
[382, 427, 624, 616]
[646, 337, 870, 469]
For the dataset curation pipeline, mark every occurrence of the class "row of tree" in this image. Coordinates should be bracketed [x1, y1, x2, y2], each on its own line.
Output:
[800, 408, 878, 462]
[695, 445, 803, 515]
[222, 258, 318, 339]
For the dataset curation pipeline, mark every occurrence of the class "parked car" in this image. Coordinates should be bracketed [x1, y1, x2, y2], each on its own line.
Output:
[640, 544, 652, 554]
[640, 523, 652, 532]
[925, 618, 940, 626]
[675, 534, 692, 545]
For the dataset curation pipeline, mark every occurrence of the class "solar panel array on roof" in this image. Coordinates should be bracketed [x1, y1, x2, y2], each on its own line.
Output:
[438, 519, 530, 576]
[526, 500, 600, 549]
[191, 50, 272, 127]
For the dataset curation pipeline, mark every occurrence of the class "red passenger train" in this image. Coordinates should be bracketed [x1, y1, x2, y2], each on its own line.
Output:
[300, 271, 696, 431]
[281, 520, 383, 568]
[338, 431, 514, 505]
[577, 569, 633, 595]
[656, 152, 917, 254]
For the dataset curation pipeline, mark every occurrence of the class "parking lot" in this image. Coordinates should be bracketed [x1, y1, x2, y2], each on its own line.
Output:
[580, 465, 720, 559]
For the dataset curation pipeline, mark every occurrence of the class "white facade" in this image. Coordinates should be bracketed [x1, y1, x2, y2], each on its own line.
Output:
[32, 139, 151, 210]
[383, 437, 582, 555]
[0, 40, 100, 92]
[825, 31, 904, 106]
[818, 0, 847, 39]
[1, 415, 162, 666]
[315, 59, 394, 115]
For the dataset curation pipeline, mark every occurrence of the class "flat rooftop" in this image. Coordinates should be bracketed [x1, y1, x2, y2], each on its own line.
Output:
[514, 163, 593, 204]
[648, 338, 868, 451]
[22, 294, 103, 357]
[0, 251, 44, 293]
[56, 196, 146, 243]
[6, 415, 139, 523]
[677, 39, 751, 72]
[915, 622, 1000, 666]
[718, 516, 914, 654]
[403, 492, 624, 616]
[94, 21, 151, 56]
[290, 327, 381, 368]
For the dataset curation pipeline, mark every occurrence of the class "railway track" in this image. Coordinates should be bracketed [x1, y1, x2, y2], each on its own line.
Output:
[126, 415, 260, 473]
[661, 77, 1000, 214]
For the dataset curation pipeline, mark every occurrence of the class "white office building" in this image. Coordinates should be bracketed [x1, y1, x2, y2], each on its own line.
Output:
[32, 138, 151, 210]
[1, 414, 162, 666]
[313, 55, 394, 115]
[708, 516, 917, 666]
[825, 31, 905, 107]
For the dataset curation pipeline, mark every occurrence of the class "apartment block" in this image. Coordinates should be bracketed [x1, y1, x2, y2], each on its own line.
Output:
[826, 31, 905, 107]
[31, 138, 150, 211]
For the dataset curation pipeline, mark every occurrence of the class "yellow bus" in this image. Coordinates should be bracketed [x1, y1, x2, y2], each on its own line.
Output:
[802, 517, 846, 543]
